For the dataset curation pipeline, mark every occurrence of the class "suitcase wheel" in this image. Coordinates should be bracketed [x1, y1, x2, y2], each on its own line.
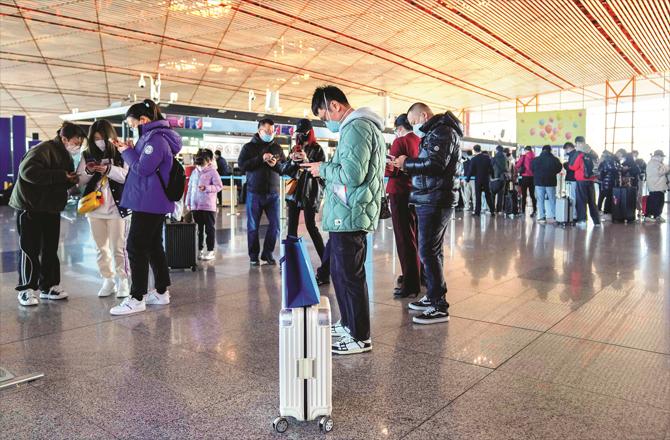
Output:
[191, 266, 197, 272]
[273, 417, 288, 434]
[319, 416, 334, 433]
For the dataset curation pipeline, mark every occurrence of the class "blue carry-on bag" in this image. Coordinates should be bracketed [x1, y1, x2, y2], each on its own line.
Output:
[280, 236, 320, 309]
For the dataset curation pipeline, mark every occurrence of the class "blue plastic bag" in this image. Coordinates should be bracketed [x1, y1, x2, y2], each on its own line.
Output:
[280, 236, 320, 308]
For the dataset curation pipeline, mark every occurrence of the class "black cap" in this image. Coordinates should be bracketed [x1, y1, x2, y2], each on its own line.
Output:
[295, 118, 312, 133]
[574, 136, 585, 143]
[653, 149, 666, 157]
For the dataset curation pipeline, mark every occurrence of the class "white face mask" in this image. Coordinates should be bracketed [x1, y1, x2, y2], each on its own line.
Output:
[196, 165, 204, 172]
[65, 142, 81, 155]
[94, 139, 106, 150]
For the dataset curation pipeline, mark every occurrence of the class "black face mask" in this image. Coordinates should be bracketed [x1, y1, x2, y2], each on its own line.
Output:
[296, 133, 308, 145]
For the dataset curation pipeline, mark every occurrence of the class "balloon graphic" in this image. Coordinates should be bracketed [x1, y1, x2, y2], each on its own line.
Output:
[573, 122, 578, 128]
[539, 119, 545, 125]
[530, 128, 536, 136]
[553, 128, 558, 134]
[550, 134, 557, 142]
[565, 132, 572, 140]
[578, 112, 583, 117]
[540, 131, 546, 138]
[549, 117, 554, 123]
[545, 124, 552, 134]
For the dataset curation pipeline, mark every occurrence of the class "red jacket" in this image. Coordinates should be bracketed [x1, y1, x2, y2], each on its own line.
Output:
[569, 152, 597, 182]
[515, 151, 535, 177]
[385, 132, 420, 194]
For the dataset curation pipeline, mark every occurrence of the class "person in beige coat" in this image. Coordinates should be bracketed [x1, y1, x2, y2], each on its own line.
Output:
[77, 120, 130, 297]
[644, 150, 670, 222]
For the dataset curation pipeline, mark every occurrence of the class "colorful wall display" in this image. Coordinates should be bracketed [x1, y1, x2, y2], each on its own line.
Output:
[516, 109, 585, 145]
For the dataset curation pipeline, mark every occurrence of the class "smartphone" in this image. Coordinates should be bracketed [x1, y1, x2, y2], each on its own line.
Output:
[386, 154, 395, 163]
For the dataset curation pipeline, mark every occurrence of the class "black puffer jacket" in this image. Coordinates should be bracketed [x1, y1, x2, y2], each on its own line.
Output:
[404, 112, 463, 208]
[598, 155, 622, 192]
[531, 151, 562, 187]
[563, 149, 578, 182]
[237, 134, 286, 194]
[279, 142, 326, 211]
[9, 136, 75, 213]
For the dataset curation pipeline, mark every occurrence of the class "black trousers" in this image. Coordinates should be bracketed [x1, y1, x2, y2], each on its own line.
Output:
[192, 210, 216, 251]
[416, 205, 451, 310]
[330, 231, 370, 342]
[648, 191, 665, 217]
[286, 202, 325, 260]
[127, 212, 171, 300]
[520, 176, 537, 213]
[575, 181, 601, 224]
[317, 239, 330, 280]
[474, 179, 494, 215]
[389, 193, 420, 294]
[16, 210, 61, 292]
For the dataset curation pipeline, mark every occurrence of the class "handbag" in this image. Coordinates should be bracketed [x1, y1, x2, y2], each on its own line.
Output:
[280, 236, 320, 308]
[285, 178, 298, 196]
[379, 195, 391, 220]
[77, 176, 106, 215]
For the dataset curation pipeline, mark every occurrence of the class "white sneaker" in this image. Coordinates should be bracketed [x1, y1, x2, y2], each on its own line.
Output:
[116, 278, 130, 298]
[145, 290, 170, 305]
[331, 320, 349, 338]
[18, 290, 39, 306]
[332, 335, 372, 355]
[97, 278, 116, 297]
[201, 250, 215, 261]
[198, 250, 205, 260]
[576, 221, 587, 228]
[657, 216, 666, 223]
[40, 286, 68, 300]
[110, 297, 146, 316]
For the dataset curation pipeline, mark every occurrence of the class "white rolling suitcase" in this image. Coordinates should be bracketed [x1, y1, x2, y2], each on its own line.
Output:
[274, 296, 333, 434]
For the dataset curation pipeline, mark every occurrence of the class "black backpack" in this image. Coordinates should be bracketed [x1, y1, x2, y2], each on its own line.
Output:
[583, 153, 598, 179]
[156, 156, 186, 202]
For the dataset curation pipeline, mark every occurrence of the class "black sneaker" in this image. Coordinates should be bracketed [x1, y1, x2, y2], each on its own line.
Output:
[332, 335, 372, 355]
[250, 260, 260, 267]
[408, 295, 431, 311]
[394, 289, 419, 299]
[413, 307, 450, 325]
[261, 256, 276, 266]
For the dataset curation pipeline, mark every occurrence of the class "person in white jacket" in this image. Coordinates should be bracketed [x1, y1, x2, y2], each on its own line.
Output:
[645, 150, 670, 222]
[77, 120, 131, 297]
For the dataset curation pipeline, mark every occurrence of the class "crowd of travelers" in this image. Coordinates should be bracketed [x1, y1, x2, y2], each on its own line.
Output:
[7, 88, 669, 356]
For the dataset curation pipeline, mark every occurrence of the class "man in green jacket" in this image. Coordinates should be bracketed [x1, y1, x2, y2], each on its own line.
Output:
[9, 122, 84, 306]
[301, 86, 385, 355]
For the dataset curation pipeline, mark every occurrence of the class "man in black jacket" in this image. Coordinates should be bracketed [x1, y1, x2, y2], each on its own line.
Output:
[237, 118, 286, 266]
[394, 103, 462, 325]
[467, 145, 494, 216]
[531, 145, 563, 223]
[214, 150, 232, 206]
[10, 122, 85, 306]
[491, 145, 508, 213]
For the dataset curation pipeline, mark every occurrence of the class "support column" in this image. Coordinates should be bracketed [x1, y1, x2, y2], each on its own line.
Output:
[0, 118, 11, 186]
[11, 115, 26, 182]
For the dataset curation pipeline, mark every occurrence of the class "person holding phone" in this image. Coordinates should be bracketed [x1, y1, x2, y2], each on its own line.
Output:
[278, 119, 326, 266]
[237, 118, 286, 266]
[385, 114, 421, 298]
[109, 99, 182, 316]
[77, 119, 130, 298]
[10, 122, 86, 306]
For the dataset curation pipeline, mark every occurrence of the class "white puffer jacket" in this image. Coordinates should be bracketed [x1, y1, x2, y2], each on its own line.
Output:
[646, 156, 670, 192]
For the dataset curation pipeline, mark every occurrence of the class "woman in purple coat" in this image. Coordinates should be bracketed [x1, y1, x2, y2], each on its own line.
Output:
[110, 99, 183, 316]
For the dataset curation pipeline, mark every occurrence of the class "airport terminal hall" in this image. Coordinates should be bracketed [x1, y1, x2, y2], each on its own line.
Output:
[2, 1, 670, 439]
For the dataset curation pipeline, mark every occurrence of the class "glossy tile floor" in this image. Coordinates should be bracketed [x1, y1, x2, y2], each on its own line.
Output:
[0, 205, 669, 439]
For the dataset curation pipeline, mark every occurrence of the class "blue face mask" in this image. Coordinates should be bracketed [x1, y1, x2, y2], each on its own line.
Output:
[260, 133, 274, 143]
[325, 120, 340, 133]
[413, 123, 425, 138]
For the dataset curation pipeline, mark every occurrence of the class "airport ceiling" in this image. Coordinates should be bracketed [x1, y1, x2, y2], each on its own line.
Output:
[1, 0, 669, 137]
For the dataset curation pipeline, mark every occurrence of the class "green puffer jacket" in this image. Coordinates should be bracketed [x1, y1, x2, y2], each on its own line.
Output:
[320, 107, 386, 233]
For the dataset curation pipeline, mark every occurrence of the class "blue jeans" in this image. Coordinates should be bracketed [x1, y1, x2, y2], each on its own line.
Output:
[535, 186, 556, 220]
[246, 192, 280, 260]
[416, 205, 452, 310]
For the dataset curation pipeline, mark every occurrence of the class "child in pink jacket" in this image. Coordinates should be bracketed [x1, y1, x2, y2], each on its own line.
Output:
[186, 149, 223, 260]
